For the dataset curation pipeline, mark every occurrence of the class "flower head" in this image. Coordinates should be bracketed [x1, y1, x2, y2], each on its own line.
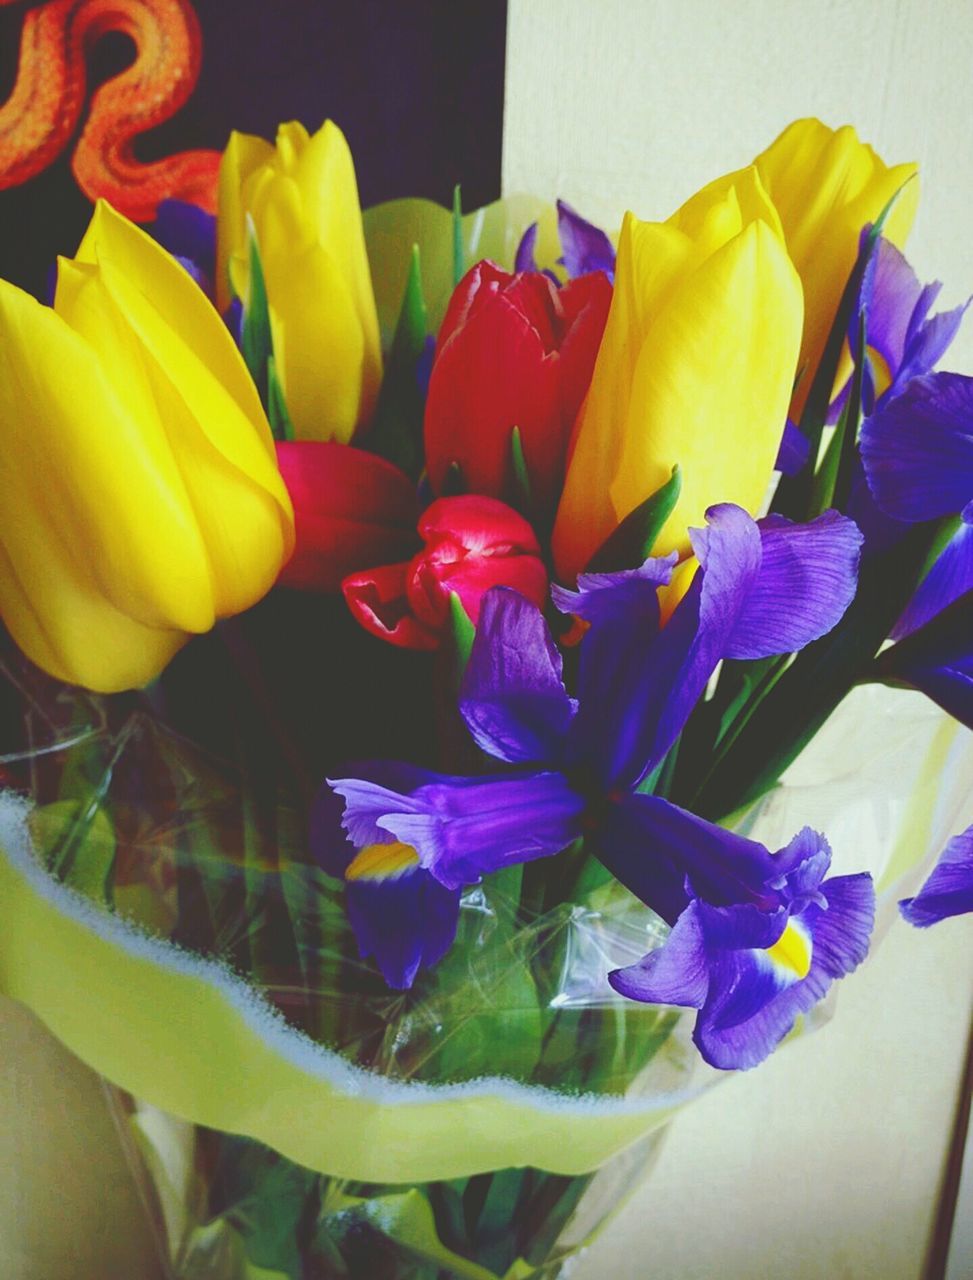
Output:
[217, 120, 382, 442]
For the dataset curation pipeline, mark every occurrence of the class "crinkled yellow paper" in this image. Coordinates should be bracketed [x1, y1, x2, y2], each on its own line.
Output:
[0, 792, 684, 1184]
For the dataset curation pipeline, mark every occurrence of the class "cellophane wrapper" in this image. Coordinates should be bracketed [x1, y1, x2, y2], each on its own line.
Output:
[2, 594, 971, 1280]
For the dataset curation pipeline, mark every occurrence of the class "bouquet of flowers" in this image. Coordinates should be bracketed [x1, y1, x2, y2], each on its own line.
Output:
[1, 115, 971, 1279]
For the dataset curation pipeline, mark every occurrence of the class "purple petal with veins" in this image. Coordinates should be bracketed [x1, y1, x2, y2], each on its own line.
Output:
[557, 200, 616, 281]
[460, 588, 577, 765]
[860, 373, 973, 522]
[900, 826, 973, 926]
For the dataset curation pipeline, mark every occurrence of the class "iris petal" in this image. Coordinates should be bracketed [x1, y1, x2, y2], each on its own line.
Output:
[460, 589, 577, 764]
[860, 372, 973, 522]
[900, 826, 973, 926]
[723, 510, 863, 659]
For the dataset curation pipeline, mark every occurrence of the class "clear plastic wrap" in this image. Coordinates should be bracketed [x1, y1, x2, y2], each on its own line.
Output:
[2, 591, 971, 1278]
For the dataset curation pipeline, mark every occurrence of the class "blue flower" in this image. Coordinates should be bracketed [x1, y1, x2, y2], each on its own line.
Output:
[319, 504, 873, 1067]
[900, 826, 973, 927]
[861, 372, 973, 724]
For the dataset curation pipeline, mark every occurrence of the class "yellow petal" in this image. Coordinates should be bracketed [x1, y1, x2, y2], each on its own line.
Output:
[553, 168, 792, 581]
[0, 281, 190, 689]
[216, 131, 275, 312]
[263, 239, 368, 442]
[553, 214, 661, 578]
[755, 118, 918, 417]
[85, 255, 294, 607]
[77, 201, 276, 459]
[53, 260, 216, 632]
[610, 219, 803, 556]
[292, 120, 382, 423]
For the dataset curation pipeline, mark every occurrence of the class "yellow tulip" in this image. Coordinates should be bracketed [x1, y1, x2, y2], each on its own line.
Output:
[217, 120, 382, 443]
[754, 118, 918, 418]
[552, 166, 803, 582]
[0, 201, 294, 693]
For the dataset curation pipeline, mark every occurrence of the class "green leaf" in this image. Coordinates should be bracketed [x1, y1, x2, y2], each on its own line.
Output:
[208, 1136, 317, 1279]
[453, 184, 464, 286]
[365, 243, 429, 479]
[773, 180, 912, 520]
[506, 426, 533, 518]
[241, 216, 272, 407]
[29, 800, 115, 904]
[267, 355, 295, 442]
[810, 308, 867, 514]
[585, 466, 682, 572]
[448, 592, 476, 681]
[320, 1188, 501, 1280]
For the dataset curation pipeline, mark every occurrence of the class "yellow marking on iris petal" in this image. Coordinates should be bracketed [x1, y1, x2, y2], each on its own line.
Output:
[766, 921, 812, 979]
[345, 841, 420, 882]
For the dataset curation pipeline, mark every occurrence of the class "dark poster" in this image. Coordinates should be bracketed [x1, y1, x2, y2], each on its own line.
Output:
[0, 0, 507, 299]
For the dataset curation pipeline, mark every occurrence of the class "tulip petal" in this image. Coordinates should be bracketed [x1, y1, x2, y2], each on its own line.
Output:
[293, 121, 382, 373]
[276, 441, 418, 592]
[0, 281, 208, 688]
[755, 118, 918, 418]
[265, 239, 370, 442]
[216, 130, 276, 311]
[610, 219, 802, 556]
[76, 202, 274, 456]
[424, 267, 563, 507]
[342, 563, 440, 651]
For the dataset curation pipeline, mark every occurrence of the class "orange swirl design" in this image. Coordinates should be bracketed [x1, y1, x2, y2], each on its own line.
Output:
[0, 0, 219, 221]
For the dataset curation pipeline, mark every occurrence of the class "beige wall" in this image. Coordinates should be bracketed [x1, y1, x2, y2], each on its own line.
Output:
[504, 0, 973, 370]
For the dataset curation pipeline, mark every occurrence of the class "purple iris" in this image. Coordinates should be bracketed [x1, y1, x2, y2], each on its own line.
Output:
[515, 200, 616, 282]
[318, 504, 874, 1069]
[149, 200, 218, 297]
[900, 826, 973, 927]
[861, 373, 973, 724]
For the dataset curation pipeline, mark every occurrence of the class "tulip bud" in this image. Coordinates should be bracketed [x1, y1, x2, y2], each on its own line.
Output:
[754, 118, 918, 420]
[216, 120, 382, 443]
[424, 263, 611, 519]
[275, 442, 420, 592]
[343, 496, 548, 649]
[552, 167, 803, 581]
[0, 201, 294, 693]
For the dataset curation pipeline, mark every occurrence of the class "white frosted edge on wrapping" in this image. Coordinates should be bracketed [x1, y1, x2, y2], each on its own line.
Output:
[0, 789, 701, 1118]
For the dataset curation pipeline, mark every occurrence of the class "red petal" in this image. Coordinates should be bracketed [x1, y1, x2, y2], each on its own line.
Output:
[424, 292, 561, 504]
[276, 442, 419, 592]
[417, 496, 541, 557]
[554, 272, 613, 428]
[431, 554, 549, 624]
[342, 562, 440, 650]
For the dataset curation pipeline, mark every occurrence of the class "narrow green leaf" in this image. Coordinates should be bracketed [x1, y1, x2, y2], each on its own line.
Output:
[448, 591, 476, 683]
[365, 243, 429, 479]
[586, 466, 681, 571]
[810, 308, 866, 514]
[267, 355, 295, 442]
[507, 426, 532, 516]
[452, 184, 464, 286]
[241, 215, 272, 405]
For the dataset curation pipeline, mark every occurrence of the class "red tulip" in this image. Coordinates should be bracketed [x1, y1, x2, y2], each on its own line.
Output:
[275, 442, 419, 591]
[424, 262, 612, 518]
[343, 496, 548, 649]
